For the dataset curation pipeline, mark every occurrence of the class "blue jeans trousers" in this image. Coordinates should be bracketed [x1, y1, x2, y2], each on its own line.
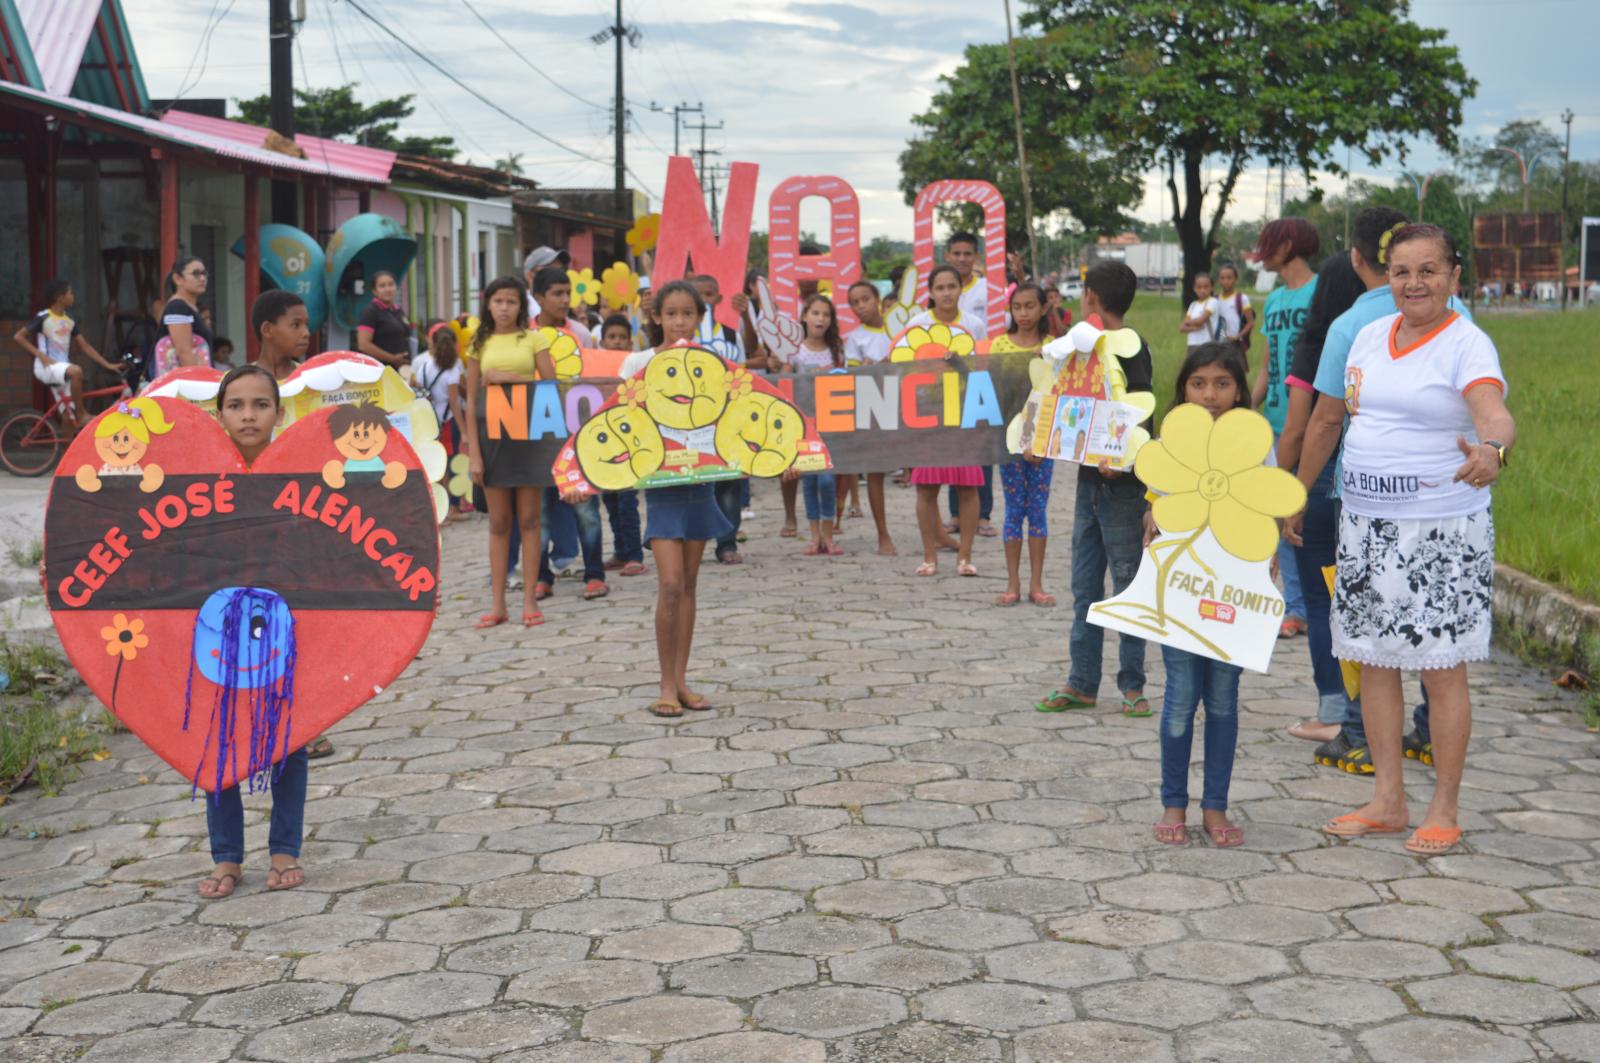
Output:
[715, 479, 744, 558]
[540, 490, 604, 583]
[949, 465, 995, 521]
[802, 472, 837, 522]
[1159, 646, 1242, 812]
[1068, 475, 1147, 696]
[604, 490, 643, 563]
[205, 748, 308, 864]
[1295, 464, 1351, 725]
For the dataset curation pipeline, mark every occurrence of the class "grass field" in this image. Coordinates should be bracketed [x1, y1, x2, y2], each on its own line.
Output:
[1116, 293, 1600, 603]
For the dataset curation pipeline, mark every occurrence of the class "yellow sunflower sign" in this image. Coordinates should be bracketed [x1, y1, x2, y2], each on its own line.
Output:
[888, 323, 976, 362]
[568, 267, 600, 307]
[600, 262, 640, 309]
[626, 214, 661, 256]
[1088, 404, 1306, 672]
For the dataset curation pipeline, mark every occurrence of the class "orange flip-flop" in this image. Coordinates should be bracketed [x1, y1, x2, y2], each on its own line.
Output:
[1323, 812, 1408, 837]
[1404, 825, 1462, 856]
[522, 611, 545, 628]
[475, 613, 507, 629]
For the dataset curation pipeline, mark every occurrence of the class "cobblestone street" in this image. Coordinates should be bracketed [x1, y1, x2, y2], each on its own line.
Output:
[2, 475, 1597, 1062]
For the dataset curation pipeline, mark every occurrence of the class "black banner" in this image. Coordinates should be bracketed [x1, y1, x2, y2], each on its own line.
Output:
[477, 353, 1037, 487]
[46, 473, 439, 611]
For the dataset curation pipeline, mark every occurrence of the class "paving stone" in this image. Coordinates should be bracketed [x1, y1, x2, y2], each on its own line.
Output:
[1291, 845, 1428, 881]
[1012, 846, 1142, 882]
[59, 900, 192, 938]
[542, 841, 661, 876]
[671, 887, 805, 926]
[445, 930, 591, 974]
[193, 980, 346, 1028]
[101, 924, 231, 964]
[1097, 872, 1233, 911]
[1346, 903, 1492, 947]
[1014, 1020, 1176, 1063]
[804, 826, 923, 857]
[671, 832, 793, 865]
[1183, 1018, 1352, 1063]
[1404, 973, 1576, 1025]
[469, 871, 593, 909]
[525, 898, 664, 934]
[1048, 908, 1190, 948]
[1245, 976, 1409, 1026]
[752, 914, 892, 956]
[878, 847, 1005, 884]
[896, 907, 1035, 950]
[662, 1031, 824, 1063]
[242, 913, 382, 953]
[247, 1013, 406, 1062]
[349, 971, 501, 1019]
[1457, 942, 1600, 988]
[1192, 903, 1337, 946]
[33, 992, 187, 1036]
[1359, 1018, 1535, 1063]
[834, 1022, 1002, 1062]
[1080, 977, 1235, 1030]
[332, 881, 460, 917]
[1528, 884, 1600, 919]
[508, 958, 660, 1006]
[598, 924, 744, 963]
[1142, 940, 1293, 985]
[387, 904, 521, 944]
[830, 944, 973, 990]
[737, 854, 864, 890]
[583, 994, 744, 1043]
[1538, 1023, 1600, 1063]
[0, 1007, 38, 1039]
[294, 940, 439, 984]
[498, 1045, 648, 1063]
[754, 986, 906, 1038]
[670, 953, 817, 997]
[1, 960, 144, 1006]
[986, 941, 1137, 988]
[79, 1027, 241, 1063]
[1300, 940, 1452, 980]
[1238, 873, 1381, 911]
[1391, 876, 1528, 914]
[601, 862, 727, 900]
[920, 981, 1077, 1030]
[1499, 910, 1600, 952]
[1431, 854, 1563, 889]
[862, 800, 977, 828]
[413, 1004, 569, 1058]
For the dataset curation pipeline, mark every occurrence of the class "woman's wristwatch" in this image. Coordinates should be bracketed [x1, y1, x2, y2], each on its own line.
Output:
[1482, 440, 1508, 468]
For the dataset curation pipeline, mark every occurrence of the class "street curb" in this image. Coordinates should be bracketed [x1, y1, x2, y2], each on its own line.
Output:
[1496, 562, 1600, 669]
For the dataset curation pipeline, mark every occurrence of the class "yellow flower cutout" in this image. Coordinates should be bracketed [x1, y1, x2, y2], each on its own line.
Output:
[889, 323, 976, 362]
[817, 279, 833, 297]
[600, 262, 640, 309]
[724, 367, 754, 400]
[536, 327, 583, 381]
[568, 268, 600, 307]
[101, 614, 148, 662]
[616, 377, 648, 408]
[1135, 405, 1307, 562]
[446, 453, 472, 500]
[626, 213, 661, 256]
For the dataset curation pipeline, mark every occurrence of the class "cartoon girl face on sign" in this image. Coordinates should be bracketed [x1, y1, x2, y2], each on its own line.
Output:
[75, 398, 175, 494]
[715, 392, 804, 477]
[575, 406, 667, 490]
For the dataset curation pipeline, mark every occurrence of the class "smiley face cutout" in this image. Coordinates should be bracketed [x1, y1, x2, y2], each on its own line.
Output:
[576, 406, 667, 490]
[715, 393, 804, 477]
[643, 345, 728, 431]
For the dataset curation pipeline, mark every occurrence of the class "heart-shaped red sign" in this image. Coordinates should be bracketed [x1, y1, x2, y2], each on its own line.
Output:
[45, 397, 438, 793]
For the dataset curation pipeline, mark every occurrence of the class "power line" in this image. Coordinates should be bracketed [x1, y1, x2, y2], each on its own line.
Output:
[340, 0, 608, 164]
[321, 0, 349, 86]
[167, 0, 240, 108]
[457, 0, 608, 112]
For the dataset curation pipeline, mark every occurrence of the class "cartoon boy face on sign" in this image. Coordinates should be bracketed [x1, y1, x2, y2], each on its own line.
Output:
[575, 406, 667, 491]
[715, 392, 805, 476]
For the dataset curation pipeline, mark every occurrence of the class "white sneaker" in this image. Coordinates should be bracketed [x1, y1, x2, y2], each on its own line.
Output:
[740, 507, 755, 520]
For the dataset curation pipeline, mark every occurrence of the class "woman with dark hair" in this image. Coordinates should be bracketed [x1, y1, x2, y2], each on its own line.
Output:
[356, 270, 412, 368]
[1316, 223, 1514, 857]
[1249, 217, 1319, 639]
[156, 256, 213, 373]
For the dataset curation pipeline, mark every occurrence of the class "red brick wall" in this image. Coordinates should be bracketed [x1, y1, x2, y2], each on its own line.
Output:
[0, 319, 44, 414]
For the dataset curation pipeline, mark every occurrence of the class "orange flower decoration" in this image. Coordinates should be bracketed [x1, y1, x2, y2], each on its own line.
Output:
[617, 378, 649, 408]
[626, 214, 661, 256]
[101, 614, 148, 662]
[600, 262, 641, 309]
[724, 367, 754, 400]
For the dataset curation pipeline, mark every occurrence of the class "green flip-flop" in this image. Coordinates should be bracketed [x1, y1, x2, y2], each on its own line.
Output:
[1121, 694, 1153, 718]
[1037, 689, 1096, 713]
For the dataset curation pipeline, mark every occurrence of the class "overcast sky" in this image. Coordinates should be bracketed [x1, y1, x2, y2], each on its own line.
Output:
[127, 0, 1599, 241]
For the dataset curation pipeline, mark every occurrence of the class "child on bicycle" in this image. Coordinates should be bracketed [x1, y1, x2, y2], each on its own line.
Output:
[14, 280, 122, 426]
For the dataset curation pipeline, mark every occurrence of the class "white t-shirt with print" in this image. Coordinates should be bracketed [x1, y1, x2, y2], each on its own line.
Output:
[1339, 311, 1506, 520]
[958, 273, 989, 328]
[789, 344, 837, 373]
[1185, 297, 1222, 346]
[844, 324, 891, 366]
[907, 308, 987, 341]
[1215, 290, 1251, 340]
[411, 352, 463, 423]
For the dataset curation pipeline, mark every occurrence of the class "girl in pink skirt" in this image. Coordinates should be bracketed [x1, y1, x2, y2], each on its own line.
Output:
[912, 262, 984, 577]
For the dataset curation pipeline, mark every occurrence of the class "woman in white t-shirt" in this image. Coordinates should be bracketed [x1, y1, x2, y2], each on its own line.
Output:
[1319, 224, 1515, 860]
[413, 323, 467, 515]
[1179, 272, 1222, 347]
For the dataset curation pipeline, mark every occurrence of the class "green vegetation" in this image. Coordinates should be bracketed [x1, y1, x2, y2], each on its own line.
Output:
[6, 539, 42, 569]
[1115, 295, 1600, 603]
[0, 640, 112, 799]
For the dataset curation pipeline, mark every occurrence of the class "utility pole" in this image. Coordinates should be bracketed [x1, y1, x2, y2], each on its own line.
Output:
[1562, 107, 1574, 310]
[268, 0, 297, 225]
[592, 4, 640, 235]
[650, 100, 702, 156]
[685, 114, 725, 225]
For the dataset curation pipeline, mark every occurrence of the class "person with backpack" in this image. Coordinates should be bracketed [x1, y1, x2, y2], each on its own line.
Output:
[1180, 272, 1223, 346]
[1215, 263, 1255, 355]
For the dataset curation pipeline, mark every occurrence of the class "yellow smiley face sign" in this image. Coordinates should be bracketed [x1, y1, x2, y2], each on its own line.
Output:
[715, 393, 804, 477]
[643, 346, 729, 430]
[574, 406, 666, 491]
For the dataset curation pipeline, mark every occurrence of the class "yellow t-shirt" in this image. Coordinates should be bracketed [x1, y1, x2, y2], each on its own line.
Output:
[469, 330, 548, 378]
[983, 333, 1042, 354]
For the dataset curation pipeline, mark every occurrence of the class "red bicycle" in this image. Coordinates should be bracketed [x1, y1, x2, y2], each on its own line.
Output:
[0, 357, 140, 477]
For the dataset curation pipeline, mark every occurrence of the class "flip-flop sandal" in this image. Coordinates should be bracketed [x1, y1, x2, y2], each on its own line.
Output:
[266, 864, 304, 891]
[1036, 689, 1095, 713]
[583, 581, 610, 599]
[1152, 822, 1188, 845]
[1030, 591, 1057, 607]
[824, 542, 845, 556]
[914, 562, 938, 577]
[995, 591, 1021, 606]
[847, 506, 863, 518]
[976, 524, 999, 538]
[802, 543, 824, 556]
[1206, 824, 1245, 848]
[620, 561, 648, 576]
[197, 871, 240, 899]
[1121, 694, 1153, 718]
[648, 699, 684, 718]
[522, 612, 545, 628]
[1323, 812, 1409, 837]
[678, 693, 713, 711]
[475, 613, 508, 629]
[780, 526, 798, 538]
[305, 736, 335, 759]
[957, 561, 978, 577]
[1404, 825, 1462, 856]
[1288, 720, 1340, 742]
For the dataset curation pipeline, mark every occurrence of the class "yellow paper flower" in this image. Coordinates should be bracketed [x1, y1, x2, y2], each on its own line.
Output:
[537, 328, 583, 381]
[626, 214, 661, 256]
[724, 367, 754, 400]
[889, 323, 976, 362]
[600, 262, 640, 309]
[568, 268, 600, 307]
[101, 614, 148, 662]
[617, 378, 648, 407]
[446, 452, 472, 500]
[1135, 405, 1306, 562]
[817, 279, 833, 296]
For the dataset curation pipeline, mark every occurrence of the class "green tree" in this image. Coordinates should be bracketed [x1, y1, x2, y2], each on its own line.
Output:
[236, 84, 457, 159]
[863, 235, 913, 281]
[900, 38, 1144, 250]
[495, 153, 525, 176]
[1010, 0, 1475, 303]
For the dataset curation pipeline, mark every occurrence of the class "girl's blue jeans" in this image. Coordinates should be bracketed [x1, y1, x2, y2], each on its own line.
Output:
[1159, 646, 1242, 812]
[802, 472, 837, 522]
[205, 748, 308, 865]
